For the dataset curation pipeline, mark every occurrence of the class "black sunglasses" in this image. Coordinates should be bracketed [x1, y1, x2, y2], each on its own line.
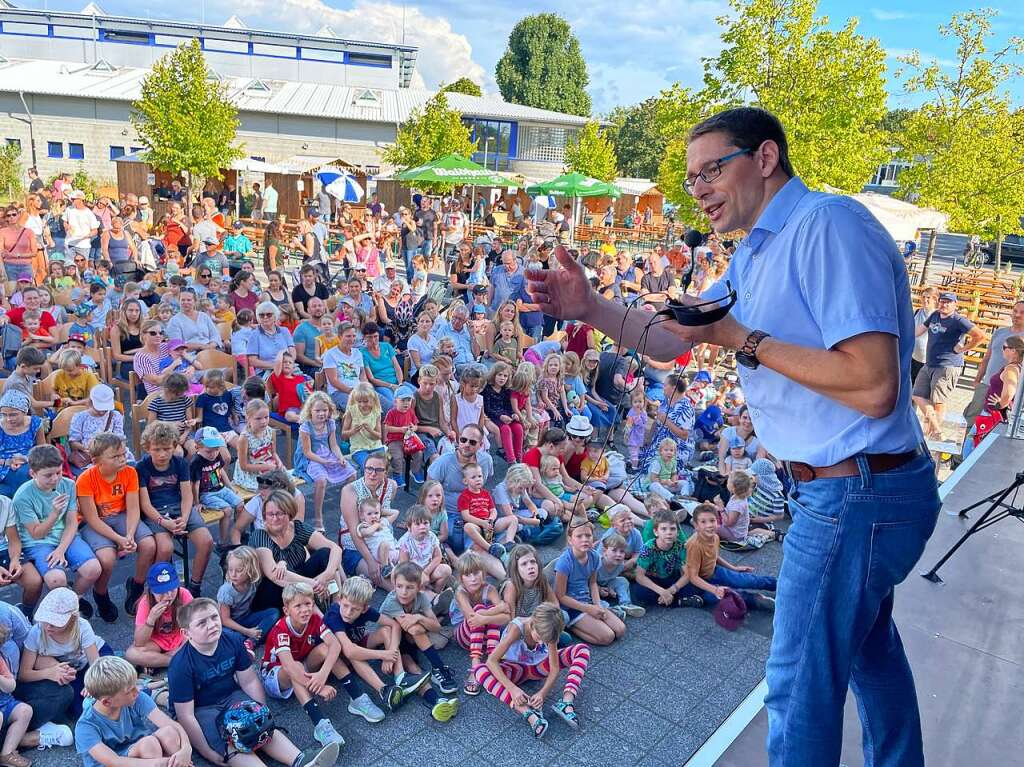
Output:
[459, 436, 479, 446]
[145, 330, 162, 336]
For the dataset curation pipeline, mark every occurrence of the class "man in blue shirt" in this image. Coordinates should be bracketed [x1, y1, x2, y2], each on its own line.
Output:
[437, 303, 477, 369]
[527, 107, 940, 767]
[912, 291, 984, 437]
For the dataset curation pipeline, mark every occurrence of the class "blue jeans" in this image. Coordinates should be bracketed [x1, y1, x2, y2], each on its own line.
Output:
[375, 385, 396, 412]
[403, 248, 417, 277]
[517, 516, 563, 546]
[599, 575, 636, 606]
[0, 465, 31, 498]
[235, 607, 280, 641]
[764, 452, 939, 767]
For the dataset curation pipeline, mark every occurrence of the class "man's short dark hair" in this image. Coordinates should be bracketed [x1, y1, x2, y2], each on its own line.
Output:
[688, 107, 794, 178]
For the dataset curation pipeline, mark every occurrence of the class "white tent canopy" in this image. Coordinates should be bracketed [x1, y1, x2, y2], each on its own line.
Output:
[849, 192, 949, 242]
[230, 158, 284, 173]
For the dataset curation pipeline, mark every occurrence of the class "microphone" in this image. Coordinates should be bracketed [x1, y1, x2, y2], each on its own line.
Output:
[683, 229, 703, 250]
[659, 228, 738, 327]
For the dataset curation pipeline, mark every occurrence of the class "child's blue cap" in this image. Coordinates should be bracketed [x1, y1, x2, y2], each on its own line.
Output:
[145, 561, 180, 595]
[394, 384, 417, 400]
[728, 435, 745, 449]
[694, 371, 712, 384]
[75, 302, 95, 317]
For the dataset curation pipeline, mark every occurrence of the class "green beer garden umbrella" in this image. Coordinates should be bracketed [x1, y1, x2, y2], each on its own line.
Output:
[525, 172, 622, 199]
[396, 153, 511, 187]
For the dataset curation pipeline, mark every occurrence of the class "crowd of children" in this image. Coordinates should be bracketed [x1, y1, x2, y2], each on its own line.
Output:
[0, 217, 790, 765]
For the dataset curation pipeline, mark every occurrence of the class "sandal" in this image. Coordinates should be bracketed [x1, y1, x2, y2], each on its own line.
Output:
[550, 699, 579, 729]
[522, 708, 548, 738]
[0, 752, 31, 767]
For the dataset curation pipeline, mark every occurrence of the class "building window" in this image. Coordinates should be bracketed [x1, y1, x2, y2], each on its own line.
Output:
[464, 118, 516, 170]
[870, 161, 907, 187]
[47, 142, 63, 159]
[347, 52, 391, 68]
[5, 139, 20, 151]
[516, 125, 577, 164]
[130, 146, 144, 154]
[109, 146, 125, 160]
[68, 143, 85, 160]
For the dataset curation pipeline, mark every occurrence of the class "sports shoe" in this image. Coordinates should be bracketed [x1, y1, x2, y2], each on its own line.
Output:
[394, 670, 430, 699]
[431, 587, 454, 618]
[463, 669, 481, 696]
[431, 696, 459, 722]
[37, 722, 73, 749]
[677, 595, 704, 608]
[487, 542, 505, 558]
[78, 597, 94, 620]
[585, 508, 601, 523]
[430, 665, 457, 695]
[381, 563, 394, 580]
[410, 470, 425, 484]
[379, 684, 403, 711]
[94, 591, 118, 623]
[124, 577, 145, 616]
[313, 718, 345, 748]
[295, 741, 340, 767]
[622, 603, 646, 618]
[608, 605, 626, 620]
[348, 693, 386, 723]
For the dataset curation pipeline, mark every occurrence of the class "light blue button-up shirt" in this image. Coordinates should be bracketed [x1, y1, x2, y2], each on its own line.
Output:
[703, 177, 923, 465]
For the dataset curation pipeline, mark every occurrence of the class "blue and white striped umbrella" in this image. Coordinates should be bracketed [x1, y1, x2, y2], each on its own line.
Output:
[315, 165, 347, 185]
[325, 174, 365, 203]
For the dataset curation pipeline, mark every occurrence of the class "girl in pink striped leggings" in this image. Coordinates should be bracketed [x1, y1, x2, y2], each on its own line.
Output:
[451, 551, 510, 695]
[475, 603, 591, 738]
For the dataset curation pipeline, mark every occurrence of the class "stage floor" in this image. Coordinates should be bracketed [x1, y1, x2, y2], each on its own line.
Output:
[705, 431, 1024, 767]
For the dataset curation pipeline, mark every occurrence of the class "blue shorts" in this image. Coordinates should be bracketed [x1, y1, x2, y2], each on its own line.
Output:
[201, 487, 243, 510]
[24, 535, 97, 577]
[342, 548, 364, 576]
[81, 512, 155, 552]
[0, 692, 22, 720]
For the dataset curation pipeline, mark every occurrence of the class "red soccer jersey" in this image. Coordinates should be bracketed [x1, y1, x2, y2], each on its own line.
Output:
[458, 488, 495, 522]
[262, 613, 329, 670]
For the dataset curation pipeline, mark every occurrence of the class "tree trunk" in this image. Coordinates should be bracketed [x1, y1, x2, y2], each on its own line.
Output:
[995, 216, 1003, 272]
[920, 228, 937, 285]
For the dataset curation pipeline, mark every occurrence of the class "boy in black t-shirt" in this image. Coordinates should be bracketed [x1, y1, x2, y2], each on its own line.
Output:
[169, 598, 339, 767]
[190, 428, 245, 544]
[137, 421, 214, 596]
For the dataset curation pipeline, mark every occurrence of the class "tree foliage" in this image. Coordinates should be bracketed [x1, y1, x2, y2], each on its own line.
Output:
[656, 0, 889, 219]
[380, 93, 477, 193]
[894, 10, 1024, 241]
[130, 39, 242, 192]
[496, 14, 591, 117]
[0, 143, 23, 201]
[439, 78, 483, 97]
[564, 121, 617, 181]
[608, 98, 665, 179]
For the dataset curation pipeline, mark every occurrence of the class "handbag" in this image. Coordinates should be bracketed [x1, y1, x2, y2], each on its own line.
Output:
[403, 431, 425, 455]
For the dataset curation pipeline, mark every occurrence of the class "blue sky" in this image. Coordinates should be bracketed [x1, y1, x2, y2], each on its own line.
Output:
[16, 0, 1024, 113]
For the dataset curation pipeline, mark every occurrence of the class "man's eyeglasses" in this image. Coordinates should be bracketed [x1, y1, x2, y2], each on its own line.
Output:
[684, 148, 754, 196]
[459, 436, 479, 446]
[199, 273, 211, 278]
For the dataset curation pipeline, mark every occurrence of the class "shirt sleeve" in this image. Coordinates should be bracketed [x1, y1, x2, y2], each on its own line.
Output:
[456, 492, 470, 513]
[637, 544, 655, 572]
[123, 467, 140, 493]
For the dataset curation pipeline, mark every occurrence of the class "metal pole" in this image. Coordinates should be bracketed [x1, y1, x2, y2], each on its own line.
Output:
[16, 92, 36, 168]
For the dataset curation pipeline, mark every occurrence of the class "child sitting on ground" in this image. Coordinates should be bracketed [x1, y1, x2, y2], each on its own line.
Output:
[259, 583, 346, 748]
[356, 498, 399, 585]
[673, 503, 778, 609]
[552, 520, 626, 646]
[475, 602, 591, 738]
[643, 438, 688, 502]
[539, 454, 598, 523]
[458, 462, 519, 565]
[718, 470, 779, 547]
[396, 504, 452, 599]
[748, 458, 787, 525]
[125, 562, 192, 670]
[167, 598, 340, 767]
[14, 445, 102, 619]
[595, 532, 646, 619]
[76, 656, 190, 767]
[450, 551, 510, 696]
[632, 508, 704, 608]
[492, 463, 562, 546]
[0, 622, 33, 767]
[379, 562, 460, 706]
[218, 546, 280, 645]
[724, 436, 752, 473]
[136, 421, 214, 595]
[640, 496, 690, 544]
[600, 505, 645, 574]
[579, 438, 610, 492]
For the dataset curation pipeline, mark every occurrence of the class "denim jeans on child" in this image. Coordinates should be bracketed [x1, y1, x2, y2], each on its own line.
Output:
[765, 452, 939, 767]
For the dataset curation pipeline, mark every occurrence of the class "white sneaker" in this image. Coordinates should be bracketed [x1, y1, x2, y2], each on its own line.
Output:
[313, 719, 345, 748]
[37, 722, 73, 748]
[622, 603, 646, 618]
[297, 741, 341, 767]
[348, 693, 386, 723]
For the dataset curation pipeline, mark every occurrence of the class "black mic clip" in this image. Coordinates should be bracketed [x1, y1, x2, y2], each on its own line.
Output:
[658, 281, 737, 327]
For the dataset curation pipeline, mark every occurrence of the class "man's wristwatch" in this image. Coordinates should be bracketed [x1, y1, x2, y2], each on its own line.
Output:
[736, 330, 770, 369]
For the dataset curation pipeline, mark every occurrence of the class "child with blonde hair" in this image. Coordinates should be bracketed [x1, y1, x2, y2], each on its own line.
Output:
[0, 623, 32, 767]
[536, 353, 569, 428]
[720, 470, 779, 546]
[217, 545, 280, 643]
[509, 361, 542, 444]
[356, 498, 400, 584]
[296, 391, 356, 531]
[493, 463, 562, 545]
[233, 398, 284, 491]
[643, 438, 687, 501]
[553, 521, 626, 646]
[624, 388, 649, 472]
[475, 602, 591, 737]
[341, 382, 385, 472]
[53, 348, 100, 407]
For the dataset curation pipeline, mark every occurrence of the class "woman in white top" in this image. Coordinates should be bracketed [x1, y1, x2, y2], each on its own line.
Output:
[406, 313, 435, 379]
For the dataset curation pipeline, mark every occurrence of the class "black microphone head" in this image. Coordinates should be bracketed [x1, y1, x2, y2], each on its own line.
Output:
[684, 229, 704, 249]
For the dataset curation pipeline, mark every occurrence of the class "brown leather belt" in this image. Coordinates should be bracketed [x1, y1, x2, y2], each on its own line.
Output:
[784, 447, 923, 483]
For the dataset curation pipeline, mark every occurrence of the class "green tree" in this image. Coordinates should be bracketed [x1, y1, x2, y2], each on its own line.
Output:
[130, 39, 242, 215]
[894, 10, 1024, 268]
[496, 14, 591, 117]
[608, 98, 667, 179]
[564, 121, 617, 181]
[657, 0, 889, 214]
[0, 143, 23, 201]
[381, 93, 476, 193]
[439, 77, 483, 97]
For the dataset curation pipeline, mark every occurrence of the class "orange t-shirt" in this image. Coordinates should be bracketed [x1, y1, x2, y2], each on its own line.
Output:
[76, 465, 139, 518]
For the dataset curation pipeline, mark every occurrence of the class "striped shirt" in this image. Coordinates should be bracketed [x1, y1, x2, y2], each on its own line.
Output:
[147, 395, 192, 423]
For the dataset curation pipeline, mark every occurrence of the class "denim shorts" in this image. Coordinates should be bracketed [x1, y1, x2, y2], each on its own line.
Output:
[200, 487, 243, 510]
[156, 504, 207, 533]
[81, 512, 154, 551]
[24, 535, 97, 576]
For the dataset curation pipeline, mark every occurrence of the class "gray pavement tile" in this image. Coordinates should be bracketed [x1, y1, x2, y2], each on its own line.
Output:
[636, 726, 718, 767]
[476, 720, 562, 767]
[385, 725, 480, 765]
[549, 723, 650, 763]
[628, 675, 706, 725]
[583, 654, 652, 698]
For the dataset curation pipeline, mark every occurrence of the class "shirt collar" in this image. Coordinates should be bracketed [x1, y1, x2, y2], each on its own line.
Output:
[745, 176, 809, 251]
